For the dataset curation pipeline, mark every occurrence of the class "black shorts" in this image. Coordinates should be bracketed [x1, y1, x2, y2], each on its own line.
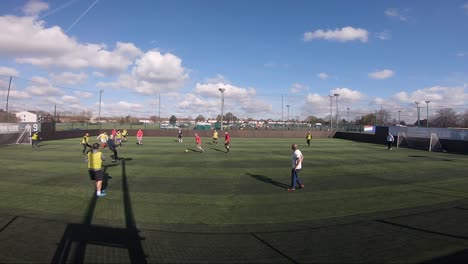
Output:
[89, 170, 104, 181]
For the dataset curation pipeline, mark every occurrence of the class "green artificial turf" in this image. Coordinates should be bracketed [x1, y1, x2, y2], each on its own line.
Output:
[1, 137, 468, 263]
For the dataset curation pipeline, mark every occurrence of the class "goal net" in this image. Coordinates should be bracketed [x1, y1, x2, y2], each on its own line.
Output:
[397, 131, 444, 152]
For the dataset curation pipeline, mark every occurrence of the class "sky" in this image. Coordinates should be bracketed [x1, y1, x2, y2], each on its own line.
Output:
[0, 0, 467, 123]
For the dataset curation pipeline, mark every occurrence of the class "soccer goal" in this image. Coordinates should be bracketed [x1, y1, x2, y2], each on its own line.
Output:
[16, 128, 32, 145]
[397, 131, 444, 152]
[429, 133, 444, 152]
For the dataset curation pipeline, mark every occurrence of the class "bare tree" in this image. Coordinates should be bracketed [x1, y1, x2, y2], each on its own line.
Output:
[195, 114, 205, 122]
[431, 108, 459, 128]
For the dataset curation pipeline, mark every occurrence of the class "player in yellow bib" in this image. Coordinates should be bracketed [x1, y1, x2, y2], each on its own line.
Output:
[306, 131, 312, 147]
[81, 132, 92, 153]
[213, 130, 218, 144]
[31, 131, 39, 148]
[85, 143, 107, 197]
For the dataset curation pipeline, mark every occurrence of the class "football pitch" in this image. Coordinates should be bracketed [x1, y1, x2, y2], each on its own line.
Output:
[1, 137, 468, 263]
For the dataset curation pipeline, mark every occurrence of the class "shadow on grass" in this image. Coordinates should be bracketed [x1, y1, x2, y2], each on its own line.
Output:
[422, 248, 468, 263]
[51, 159, 146, 264]
[187, 148, 202, 153]
[408, 155, 453, 162]
[247, 173, 289, 189]
[210, 147, 226, 153]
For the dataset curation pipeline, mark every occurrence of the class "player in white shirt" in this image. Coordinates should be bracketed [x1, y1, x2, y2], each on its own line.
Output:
[287, 144, 305, 191]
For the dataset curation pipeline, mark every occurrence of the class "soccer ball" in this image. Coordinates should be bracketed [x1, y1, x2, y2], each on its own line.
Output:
[185, 149, 188, 152]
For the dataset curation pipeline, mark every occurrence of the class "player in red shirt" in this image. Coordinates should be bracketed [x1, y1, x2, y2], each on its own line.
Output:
[224, 131, 231, 153]
[195, 133, 204, 153]
[136, 129, 144, 145]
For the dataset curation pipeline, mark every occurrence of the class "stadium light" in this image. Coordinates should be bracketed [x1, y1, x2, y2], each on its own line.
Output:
[286, 104, 290, 123]
[425, 100, 431, 127]
[415, 101, 420, 127]
[398, 110, 401, 124]
[334, 93, 340, 131]
[346, 107, 350, 123]
[219, 88, 226, 130]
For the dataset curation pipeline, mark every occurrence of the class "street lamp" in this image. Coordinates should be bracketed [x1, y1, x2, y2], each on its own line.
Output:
[425, 100, 430, 127]
[219, 88, 226, 130]
[334, 93, 340, 131]
[415, 101, 420, 127]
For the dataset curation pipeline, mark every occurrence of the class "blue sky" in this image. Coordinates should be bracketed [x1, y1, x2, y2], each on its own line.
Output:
[0, 0, 467, 123]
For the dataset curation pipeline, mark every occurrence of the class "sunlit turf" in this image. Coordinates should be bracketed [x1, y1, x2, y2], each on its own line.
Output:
[1, 137, 468, 228]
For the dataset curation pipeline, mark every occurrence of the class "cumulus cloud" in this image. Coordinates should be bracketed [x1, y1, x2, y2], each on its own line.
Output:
[0, 90, 30, 99]
[0, 15, 141, 72]
[304, 26, 369, 43]
[61, 95, 80, 104]
[0, 66, 19, 77]
[194, 83, 256, 99]
[385, 8, 408, 21]
[50, 72, 87, 85]
[290, 83, 308, 94]
[368, 69, 394, 79]
[391, 86, 466, 107]
[22, 0, 49, 16]
[205, 74, 228, 84]
[24, 76, 64, 96]
[97, 50, 189, 94]
[317, 72, 329, 80]
[74, 91, 94, 98]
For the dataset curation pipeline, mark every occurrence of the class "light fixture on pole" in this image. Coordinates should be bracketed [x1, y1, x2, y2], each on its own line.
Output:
[286, 104, 290, 122]
[334, 93, 340, 131]
[219, 88, 226, 130]
[415, 101, 420, 127]
[398, 110, 401, 125]
[346, 107, 350, 123]
[425, 100, 430, 127]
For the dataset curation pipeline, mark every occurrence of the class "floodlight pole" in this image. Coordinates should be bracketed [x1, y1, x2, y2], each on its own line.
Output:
[5, 76, 12, 122]
[286, 104, 290, 128]
[98, 89, 103, 130]
[334, 93, 340, 131]
[415, 101, 420, 127]
[398, 110, 401, 124]
[425, 100, 430, 127]
[219, 88, 226, 130]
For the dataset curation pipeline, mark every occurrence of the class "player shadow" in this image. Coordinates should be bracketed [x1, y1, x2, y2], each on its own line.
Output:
[246, 173, 289, 189]
[210, 147, 226, 153]
[408, 155, 453, 162]
[51, 159, 146, 264]
[187, 148, 202, 153]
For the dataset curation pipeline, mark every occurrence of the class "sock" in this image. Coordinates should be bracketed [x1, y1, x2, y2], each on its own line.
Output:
[97, 191, 101, 195]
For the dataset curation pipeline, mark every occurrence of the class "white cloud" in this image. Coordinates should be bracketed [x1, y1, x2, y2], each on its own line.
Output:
[93, 71, 105, 77]
[22, 0, 49, 16]
[25, 76, 64, 96]
[385, 8, 408, 21]
[0, 89, 30, 99]
[304, 26, 369, 43]
[0, 66, 19, 76]
[74, 91, 94, 98]
[368, 69, 394, 79]
[376, 31, 391, 40]
[0, 15, 142, 72]
[194, 83, 256, 99]
[61, 95, 80, 104]
[50, 72, 87, 85]
[463, 3, 468, 13]
[205, 74, 228, 84]
[391, 86, 465, 106]
[330, 88, 366, 102]
[290, 83, 308, 94]
[317, 72, 329, 80]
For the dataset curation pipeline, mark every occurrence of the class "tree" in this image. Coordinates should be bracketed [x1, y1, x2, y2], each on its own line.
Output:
[195, 114, 205, 122]
[169, 115, 177, 125]
[376, 109, 392, 125]
[431, 108, 458, 128]
[305, 115, 321, 124]
[149, 116, 159, 123]
[461, 110, 468, 128]
[355, 113, 376, 125]
[224, 112, 237, 123]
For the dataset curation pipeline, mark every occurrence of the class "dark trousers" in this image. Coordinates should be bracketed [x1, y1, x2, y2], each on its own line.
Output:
[387, 141, 393, 149]
[109, 147, 118, 159]
[82, 143, 92, 153]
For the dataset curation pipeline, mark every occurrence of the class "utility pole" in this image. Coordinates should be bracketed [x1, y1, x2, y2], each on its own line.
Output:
[328, 95, 333, 130]
[5, 76, 12, 122]
[425, 100, 430, 127]
[219, 88, 226, 130]
[158, 92, 161, 128]
[398, 110, 401, 125]
[98, 90, 103, 130]
[334, 93, 340, 131]
[415, 101, 420, 127]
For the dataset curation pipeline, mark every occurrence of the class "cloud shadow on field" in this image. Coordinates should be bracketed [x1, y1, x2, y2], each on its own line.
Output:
[247, 173, 289, 189]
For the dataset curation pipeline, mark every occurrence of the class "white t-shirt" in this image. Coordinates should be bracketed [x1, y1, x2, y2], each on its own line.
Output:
[291, 149, 303, 169]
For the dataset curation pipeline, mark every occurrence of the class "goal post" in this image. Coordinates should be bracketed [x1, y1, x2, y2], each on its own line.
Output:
[429, 133, 444, 152]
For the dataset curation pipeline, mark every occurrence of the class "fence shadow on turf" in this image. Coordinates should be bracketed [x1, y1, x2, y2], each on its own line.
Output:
[247, 173, 289, 189]
[51, 160, 147, 264]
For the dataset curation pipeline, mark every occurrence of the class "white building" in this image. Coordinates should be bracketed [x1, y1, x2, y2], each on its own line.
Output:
[16, 111, 37, 123]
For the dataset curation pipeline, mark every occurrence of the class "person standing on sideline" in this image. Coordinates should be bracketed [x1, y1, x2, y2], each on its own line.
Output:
[387, 132, 394, 150]
[81, 132, 92, 154]
[195, 133, 204, 152]
[136, 129, 144, 145]
[107, 135, 119, 162]
[224, 131, 231, 153]
[31, 131, 39, 148]
[287, 144, 304, 191]
[213, 130, 218, 144]
[85, 143, 107, 197]
[306, 131, 312, 147]
[97, 131, 108, 149]
[177, 129, 183, 143]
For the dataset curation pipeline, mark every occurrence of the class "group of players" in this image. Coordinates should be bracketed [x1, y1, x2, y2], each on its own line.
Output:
[177, 129, 231, 153]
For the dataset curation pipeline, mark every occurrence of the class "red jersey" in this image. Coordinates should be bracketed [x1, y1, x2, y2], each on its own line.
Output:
[195, 135, 201, 144]
[137, 130, 143, 137]
[225, 133, 230, 143]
